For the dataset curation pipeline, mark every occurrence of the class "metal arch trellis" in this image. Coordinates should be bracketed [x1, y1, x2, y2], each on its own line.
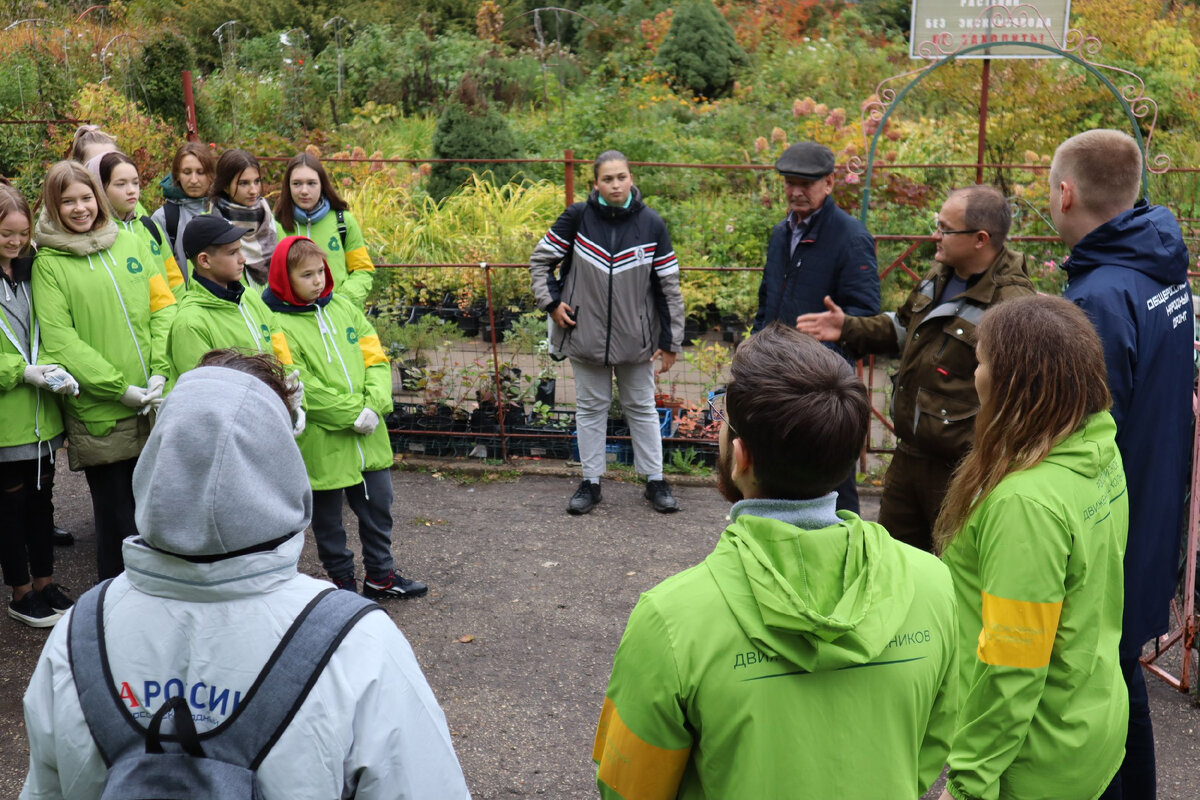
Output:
[851, 2, 1167, 226]
[99, 33, 142, 123]
[213, 20, 240, 141]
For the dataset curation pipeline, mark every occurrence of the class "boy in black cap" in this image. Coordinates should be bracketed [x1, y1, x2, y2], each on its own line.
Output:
[751, 140, 881, 513]
[166, 216, 296, 394]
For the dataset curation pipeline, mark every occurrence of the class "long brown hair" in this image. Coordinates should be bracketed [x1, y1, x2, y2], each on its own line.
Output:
[273, 152, 348, 230]
[40, 160, 112, 233]
[934, 295, 1111, 552]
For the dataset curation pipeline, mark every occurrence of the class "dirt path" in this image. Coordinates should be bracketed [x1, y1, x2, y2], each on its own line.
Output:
[1, 463, 1197, 798]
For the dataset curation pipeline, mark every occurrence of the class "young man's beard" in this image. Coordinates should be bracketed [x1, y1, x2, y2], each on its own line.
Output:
[716, 446, 744, 504]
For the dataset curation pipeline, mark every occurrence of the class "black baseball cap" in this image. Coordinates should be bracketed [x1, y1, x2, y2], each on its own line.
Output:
[775, 142, 835, 180]
[183, 215, 244, 262]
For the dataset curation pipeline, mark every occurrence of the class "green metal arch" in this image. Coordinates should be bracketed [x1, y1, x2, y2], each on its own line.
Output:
[860, 40, 1150, 225]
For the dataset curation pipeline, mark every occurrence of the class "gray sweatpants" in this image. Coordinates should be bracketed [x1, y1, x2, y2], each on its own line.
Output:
[572, 359, 663, 481]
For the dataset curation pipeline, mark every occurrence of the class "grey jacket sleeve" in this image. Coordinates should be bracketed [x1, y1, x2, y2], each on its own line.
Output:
[649, 220, 685, 352]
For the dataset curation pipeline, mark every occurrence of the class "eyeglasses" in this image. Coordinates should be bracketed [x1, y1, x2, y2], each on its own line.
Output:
[707, 388, 737, 437]
[931, 221, 980, 237]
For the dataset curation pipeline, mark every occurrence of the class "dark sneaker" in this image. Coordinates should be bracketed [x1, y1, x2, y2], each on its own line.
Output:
[39, 583, 74, 613]
[9, 590, 63, 628]
[644, 479, 680, 513]
[332, 576, 358, 594]
[364, 572, 428, 600]
[52, 526, 74, 547]
[567, 480, 602, 515]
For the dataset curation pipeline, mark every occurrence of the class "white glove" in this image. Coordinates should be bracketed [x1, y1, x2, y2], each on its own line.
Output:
[142, 375, 167, 413]
[23, 364, 53, 389]
[292, 406, 307, 438]
[285, 369, 304, 411]
[352, 407, 379, 435]
[120, 385, 150, 409]
[42, 365, 80, 396]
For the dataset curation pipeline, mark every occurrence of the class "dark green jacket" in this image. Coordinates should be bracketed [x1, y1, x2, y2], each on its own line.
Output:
[840, 246, 1033, 462]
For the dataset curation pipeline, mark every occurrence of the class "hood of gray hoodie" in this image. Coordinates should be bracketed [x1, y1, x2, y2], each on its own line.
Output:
[132, 366, 312, 557]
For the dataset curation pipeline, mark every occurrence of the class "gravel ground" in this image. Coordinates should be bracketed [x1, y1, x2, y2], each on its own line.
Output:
[1, 458, 1198, 798]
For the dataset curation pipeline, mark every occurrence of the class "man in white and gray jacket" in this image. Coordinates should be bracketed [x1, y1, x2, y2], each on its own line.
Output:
[20, 357, 470, 799]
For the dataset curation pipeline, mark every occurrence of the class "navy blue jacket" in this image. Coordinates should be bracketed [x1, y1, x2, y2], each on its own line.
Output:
[752, 195, 881, 358]
[1063, 199, 1194, 655]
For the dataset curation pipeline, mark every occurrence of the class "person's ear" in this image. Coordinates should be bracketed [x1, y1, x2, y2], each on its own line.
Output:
[1058, 180, 1074, 214]
[195, 251, 209, 270]
[731, 436, 754, 484]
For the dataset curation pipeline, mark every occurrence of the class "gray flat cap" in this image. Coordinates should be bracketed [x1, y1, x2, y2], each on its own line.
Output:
[775, 142, 835, 179]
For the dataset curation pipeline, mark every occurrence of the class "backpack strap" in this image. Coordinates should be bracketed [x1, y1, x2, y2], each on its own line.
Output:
[164, 203, 180, 247]
[335, 209, 348, 249]
[139, 216, 163, 247]
[69, 579, 146, 767]
[203, 588, 381, 769]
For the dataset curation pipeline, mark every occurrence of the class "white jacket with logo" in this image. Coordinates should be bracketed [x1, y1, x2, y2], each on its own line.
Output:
[20, 534, 471, 800]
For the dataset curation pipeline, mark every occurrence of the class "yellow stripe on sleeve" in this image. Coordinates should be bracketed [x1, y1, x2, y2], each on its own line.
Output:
[358, 333, 387, 367]
[593, 697, 690, 800]
[164, 254, 185, 290]
[148, 274, 177, 313]
[270, 332, 293, 366]
[977, 590, 1062, 669]
[345, 246, 375, 273]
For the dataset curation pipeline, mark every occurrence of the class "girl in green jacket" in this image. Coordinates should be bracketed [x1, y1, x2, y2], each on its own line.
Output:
[274, 152, 375, 307]
[0, 185, 78, 627]
[935, 294, 1127, 800]
[92, 151, 187, 299]
[32, 161, 177, 581]
[209, 149, 277, 293]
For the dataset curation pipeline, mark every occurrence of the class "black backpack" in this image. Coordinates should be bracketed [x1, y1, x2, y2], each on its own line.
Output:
[70, 581, 379, 799]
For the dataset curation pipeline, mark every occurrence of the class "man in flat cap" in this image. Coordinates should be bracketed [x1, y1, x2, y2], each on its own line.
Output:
[751, 141, 880, 512]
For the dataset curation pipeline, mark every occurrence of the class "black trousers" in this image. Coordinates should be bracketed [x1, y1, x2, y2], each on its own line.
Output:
[83, 458, 138, 580]
[0, 455, 55, 587]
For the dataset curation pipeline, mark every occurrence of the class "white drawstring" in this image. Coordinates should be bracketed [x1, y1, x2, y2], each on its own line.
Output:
[99, 249, 149, 383]
[237, 304, 266, 352]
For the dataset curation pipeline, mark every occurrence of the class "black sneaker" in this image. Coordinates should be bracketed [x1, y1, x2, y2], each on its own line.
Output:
[52, 526, 74, 547]
[39, 583, 74, 613]
[364, 572, 428, 600]
[644, 479, 680, 513]
[568, 480, 602, 515]
[332, 576, 358, 594]
[8, 590, 62, 628]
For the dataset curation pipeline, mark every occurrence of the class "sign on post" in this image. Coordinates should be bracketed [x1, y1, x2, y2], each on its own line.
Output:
[910, 1, 1072, 59]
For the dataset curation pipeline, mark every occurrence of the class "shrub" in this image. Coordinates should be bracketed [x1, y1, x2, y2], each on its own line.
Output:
[654, 0, 748, 99]
[428, 82, 523, 202]
[130, 33, 197, 127]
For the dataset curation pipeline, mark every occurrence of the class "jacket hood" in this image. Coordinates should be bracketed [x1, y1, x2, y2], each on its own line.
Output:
[586, 185, 645, 220]
[267, 234, 334, 307]
[1063, 200, 1189, 283]
[1041, 410, 1120, 480]
[34, 207, 118, 256]
[706, 513, 915, 671]
[132, 366, 312, 557]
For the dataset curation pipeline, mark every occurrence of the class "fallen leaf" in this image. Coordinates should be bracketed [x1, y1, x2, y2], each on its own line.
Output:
[626, 571, 637, 576]
[458, 634, 475, 643]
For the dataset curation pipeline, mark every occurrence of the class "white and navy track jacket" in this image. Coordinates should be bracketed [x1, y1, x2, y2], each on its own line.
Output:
[529, 188, 684, 366]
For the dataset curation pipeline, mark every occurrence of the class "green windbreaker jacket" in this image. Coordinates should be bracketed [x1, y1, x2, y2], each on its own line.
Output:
[268, 291, 392, 490]
[167, 280, 292, 379]
[32, 229, 177, 435]
[595, 512, 958, 799]
[276, 209, 375, 307]
[0, 278, 64, 450]
[118, 216, 188, 301]
[942, 412, 1128, 800]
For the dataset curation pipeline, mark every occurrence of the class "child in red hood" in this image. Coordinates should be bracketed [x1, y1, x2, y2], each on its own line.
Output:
[263, 236, 426, 599]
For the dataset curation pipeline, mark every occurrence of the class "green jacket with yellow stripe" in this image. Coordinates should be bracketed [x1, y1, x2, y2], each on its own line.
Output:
[266, 290, 391, 490]
[595, 509, 957, 800]
[276, 209, 374, 307]
[166, 276, 292, 380]
[119, 216, 188, 301]
[32, 229, 177, 435]
[941, 411, 1128, 800]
